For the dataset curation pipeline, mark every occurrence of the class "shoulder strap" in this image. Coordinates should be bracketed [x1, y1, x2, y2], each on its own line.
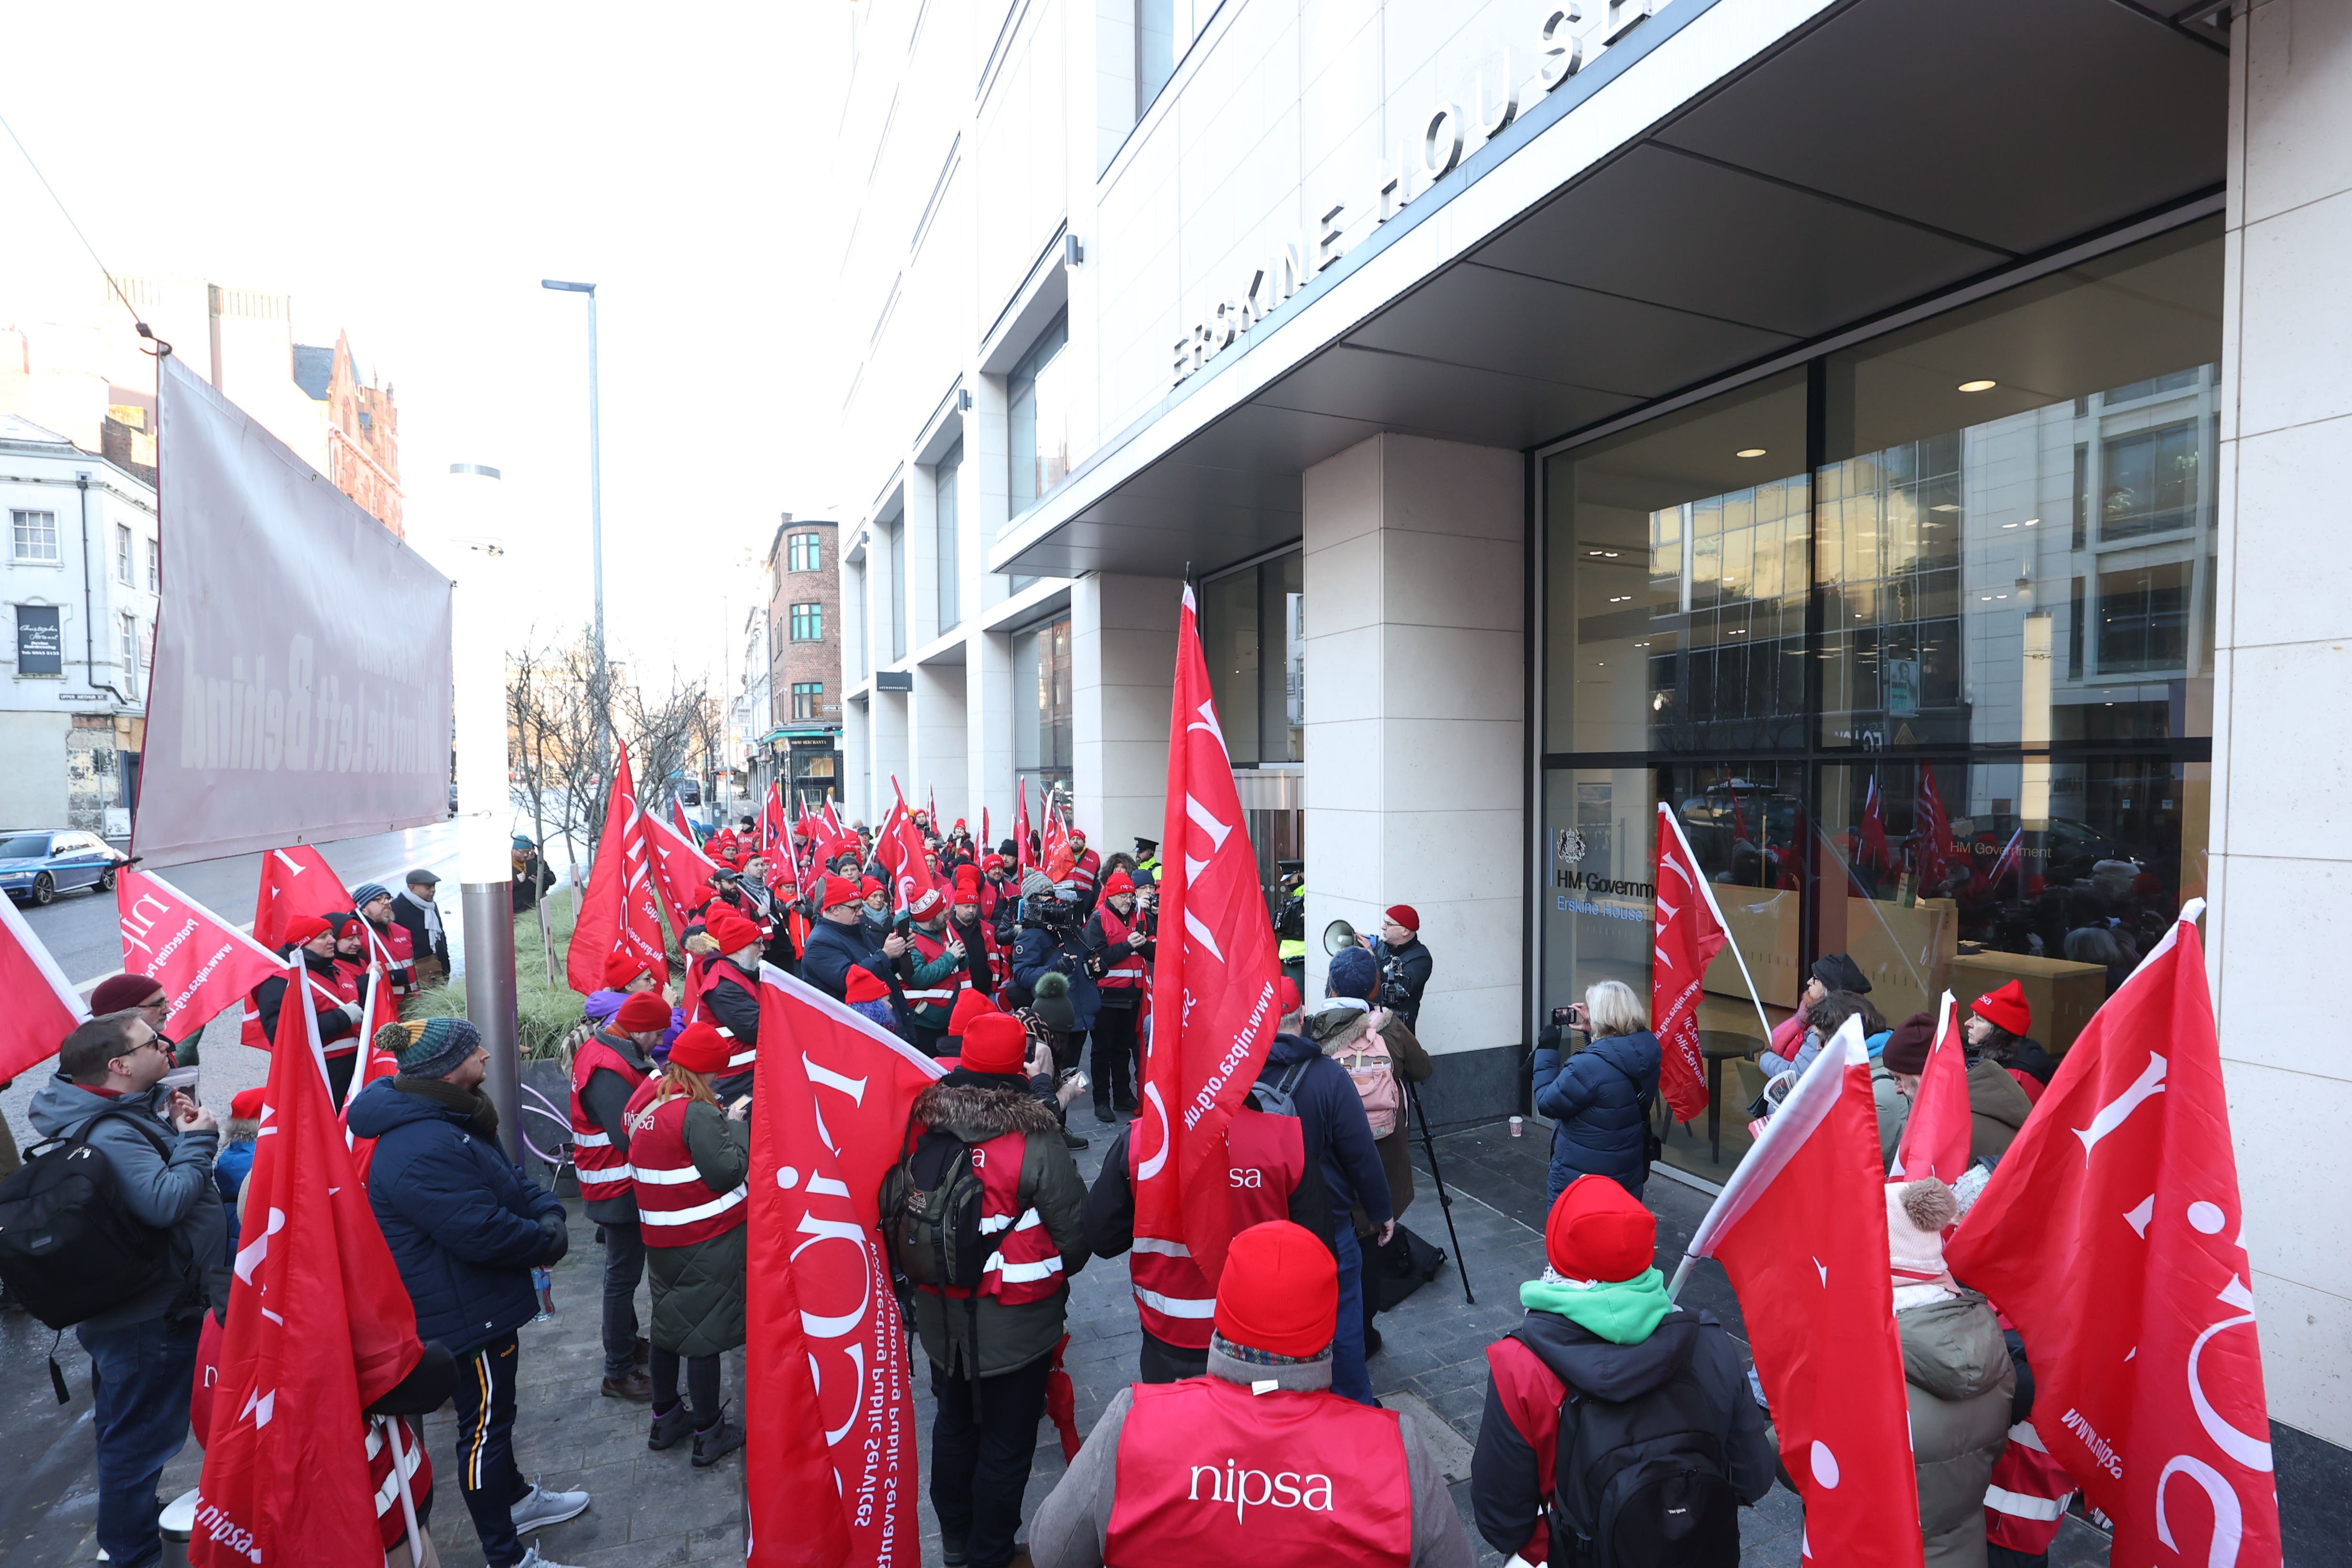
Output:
[24, 1101, 172, 1164]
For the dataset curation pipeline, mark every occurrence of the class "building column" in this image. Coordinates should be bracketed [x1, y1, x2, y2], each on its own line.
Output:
[1072, 573, 1181, 854]
[2210, 0, 2352, 1462]
[871, 690, 909, 829]
[911, 659, 969, 828]
[968, 629, 1016, 849]
[1301, 433, 1524, 1123]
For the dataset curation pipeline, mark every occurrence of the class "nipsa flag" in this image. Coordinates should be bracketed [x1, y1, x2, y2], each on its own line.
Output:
[1946, 903, 2279, 1568]
[643, 809, 721, 943]
[1651, 802, 1730, 1123]
[1891, 991, 1970, 1185]
[568, 741, 669, 995]
[115, 869, 285, 1037]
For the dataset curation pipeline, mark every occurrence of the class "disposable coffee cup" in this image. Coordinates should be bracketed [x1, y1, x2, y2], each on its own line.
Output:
[1508, 1115, 1524, 1138]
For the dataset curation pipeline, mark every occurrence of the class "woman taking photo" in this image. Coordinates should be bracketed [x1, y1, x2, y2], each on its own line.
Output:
[1531, 979, 1661, 1202]
[624, 1020, 752, 1467]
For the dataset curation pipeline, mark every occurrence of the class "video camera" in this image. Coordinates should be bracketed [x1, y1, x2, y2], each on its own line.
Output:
[1022, 890, 1082, 932]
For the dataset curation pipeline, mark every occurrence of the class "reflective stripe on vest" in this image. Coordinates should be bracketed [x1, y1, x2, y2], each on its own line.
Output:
[904, 927, 971, 1012]
[1094, 904, 1148, 988]
[1103, 1378, 1412, 1567]
[569, 1035, 646, 1200]
[1129, 1107, 1304, 1348]
[1984, 1422, 2078, 1553]
[971, 1127, 1062, 1303]
[698, 958, 761, 1067]
[622, 1077, 747, 1245]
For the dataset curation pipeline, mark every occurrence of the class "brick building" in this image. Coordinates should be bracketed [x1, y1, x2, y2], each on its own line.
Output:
[292, 332, 402, 534]
[765, 515, 841, 805]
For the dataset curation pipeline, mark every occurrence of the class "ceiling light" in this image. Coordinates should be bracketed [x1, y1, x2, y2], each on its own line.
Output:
[2000, 521, 2018, 530]
[1602, 551, 1619, 558]
[2023, 518, 2040, 527]
[1958, 379, 1997, 393]
[1736, 448, 1767, 459]
[1931, 504, 1959, 513]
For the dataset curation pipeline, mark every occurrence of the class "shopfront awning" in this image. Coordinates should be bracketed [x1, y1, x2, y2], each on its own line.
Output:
[991, 0, 2226, 582]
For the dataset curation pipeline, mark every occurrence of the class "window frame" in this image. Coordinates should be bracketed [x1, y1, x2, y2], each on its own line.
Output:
[788, 531, 822, 573]
[11, 509, 61, 564]
[790, 603, 824, 642]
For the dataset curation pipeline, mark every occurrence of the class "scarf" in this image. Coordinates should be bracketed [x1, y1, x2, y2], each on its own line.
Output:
[393, 1074, 499, 1139]
[1520, 1265, 1675, 1345]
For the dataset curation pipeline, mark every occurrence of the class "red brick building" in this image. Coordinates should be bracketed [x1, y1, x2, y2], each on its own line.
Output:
[293, 332, 402, 535]
[766, 515, 841, 803]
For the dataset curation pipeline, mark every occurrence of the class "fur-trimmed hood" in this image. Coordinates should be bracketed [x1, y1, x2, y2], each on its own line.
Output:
[912, 1079, 1062, 1141]
[1303, 998, 1377, 1050]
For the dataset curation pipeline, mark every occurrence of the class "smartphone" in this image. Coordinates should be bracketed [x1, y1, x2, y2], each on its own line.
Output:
[1061, 1068, 1090, 1092]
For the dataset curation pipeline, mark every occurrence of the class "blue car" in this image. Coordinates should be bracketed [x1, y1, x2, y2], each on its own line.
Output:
[0, 829, 128, 906]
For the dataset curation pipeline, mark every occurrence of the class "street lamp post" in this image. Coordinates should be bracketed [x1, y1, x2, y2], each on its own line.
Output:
[541, 278, 607, 778]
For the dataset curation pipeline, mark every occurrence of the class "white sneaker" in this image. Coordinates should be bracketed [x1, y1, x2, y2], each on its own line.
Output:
[509, 1481, 591, 1532]
[515, 1548, 582, 1568]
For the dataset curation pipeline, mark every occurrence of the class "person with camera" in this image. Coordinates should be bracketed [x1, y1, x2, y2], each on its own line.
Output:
[23, 1011, 227, 1568]
[1532, 980, 1662, 1204]
[1362, 904, 1433, 1030]
[1011, 873, 1104, 1118]
[1079, 869, 1154, 1119]
[900, 885, 976, 1055]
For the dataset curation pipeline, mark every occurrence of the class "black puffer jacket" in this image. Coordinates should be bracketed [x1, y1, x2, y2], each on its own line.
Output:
[1532, 1030, 1660, 1197]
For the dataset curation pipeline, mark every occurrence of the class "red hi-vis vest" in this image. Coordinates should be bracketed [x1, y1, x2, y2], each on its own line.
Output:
[1129, 1108, 1304, 1348]
[376, 918, 416, 995]
[904, 925, 971, 1018]
[689, 955, 761, 1072]
[622, 1078, 748, 1247]
[1983, 1419, 2078, 1555]
[568, 1034, 647, 1210]
[1103, 1377, 1412, 1568]
[363, 1417, 432, 1552]
[950, 1129, 1064, 1304]
[1095, 903, 1149, 990]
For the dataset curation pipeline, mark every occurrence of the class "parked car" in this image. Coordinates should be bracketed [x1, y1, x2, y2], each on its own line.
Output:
[0, 830, 129, 906]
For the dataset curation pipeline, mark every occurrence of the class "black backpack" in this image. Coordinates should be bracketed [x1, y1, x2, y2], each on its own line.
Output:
[882, 1125, 988, 1294]
[0, 1105, 178, 1331]
[1532, 1338, 1741, 1568]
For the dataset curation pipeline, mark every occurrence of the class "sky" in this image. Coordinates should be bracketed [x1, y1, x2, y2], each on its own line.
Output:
[0, 1, 854, 699]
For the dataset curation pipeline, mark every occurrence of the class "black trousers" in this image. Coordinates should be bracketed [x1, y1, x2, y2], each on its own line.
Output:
[1138, 1329, 1208, 1385]
[928, 1355, 1053, 1568]
[1090, 1004, 1138, 1107]
[910, 1022, 947, 1058]
[453, 1333, 526, 1568]
[651, 1347, 723, 1427]
[599, 1221, 645, 1379]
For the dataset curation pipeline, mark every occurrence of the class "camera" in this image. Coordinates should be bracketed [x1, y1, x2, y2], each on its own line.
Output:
[1375, 955, 1412, 1010]
[1024, 892, 1081, 931]
[1550, 1006, 1574, 1026]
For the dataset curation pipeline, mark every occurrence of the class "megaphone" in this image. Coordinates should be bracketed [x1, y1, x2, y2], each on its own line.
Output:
[1323, 918, 1359, 956]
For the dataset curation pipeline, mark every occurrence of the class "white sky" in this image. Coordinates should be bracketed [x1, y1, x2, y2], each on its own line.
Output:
[0, 1, 854, 697]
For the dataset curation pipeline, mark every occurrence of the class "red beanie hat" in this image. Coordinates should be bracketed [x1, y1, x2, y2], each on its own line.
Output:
[283, 913, 334, 947]
[820, 875, 863, 910]
[1214, 1220, 1338, 1357]
[1277, 976, 1303, 1015]
[704, 904, 764, 955]
[229, 1087, 266, 1122]
[947, 988, 997, 1038]
[1971, 979, 2031, 1036]
[844, 966, 890, 1005]
[861, 876, 883, 898]
[336, 916, 367, 941]
[603, 950, 658, 991]
[982, 854, 1006, 873]
[89, 974, 165, 1014]
[1544, 1174, 1657, 1283]
[666, 1020, 733, 1076]
[1385, 904, 1421, 933]
[954, 865, 982, 901]
[907, 886, 943, 919]
[615, 992, 674, 1034]
[959, 1013, 1028, 1075]
[1100, 869, 1134, 898]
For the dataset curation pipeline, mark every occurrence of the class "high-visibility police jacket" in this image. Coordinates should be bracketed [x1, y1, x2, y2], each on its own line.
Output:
[569, 1032, 647, 1221]
[622, 1078, 748, 1247]
[1128, 1108, 1304, 1348]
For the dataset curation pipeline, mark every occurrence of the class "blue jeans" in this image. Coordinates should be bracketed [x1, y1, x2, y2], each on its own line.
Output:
[77, 1315, 201, 1568]
[1331, 1226, 1373, 1404]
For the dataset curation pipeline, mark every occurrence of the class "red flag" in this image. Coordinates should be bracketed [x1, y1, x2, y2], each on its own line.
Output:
[1857, 775, 1894, 878]
[1135, 584, 1283, 1292]
[982, 805, 991, 853]
[1892, 992, 1970, 1184]
[249, 844, 352, 953]
[1912, 765, 1958, 892]
[669, 796, 698, 845]
[0, 893, 89, 1082]
[1678, 1017, 1924, 1568]
[1946, 904, 2279, 1568]
[1015, 778, 1034, 876]
[875, 782, 928, 916]
[644, 810, 722, 942]
[746, 964, 943, 1568]
[762, 781, 787, 860]
[192, 964, 426, 1567]
[1042, 795, 1070, 870]
[568, 742, 670, 995]
[116, 869, 286, 1038]
[1651, 802, 1729, 1123]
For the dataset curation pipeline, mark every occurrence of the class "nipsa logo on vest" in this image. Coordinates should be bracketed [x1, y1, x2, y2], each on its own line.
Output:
[1186, 1460, 1336, 1521]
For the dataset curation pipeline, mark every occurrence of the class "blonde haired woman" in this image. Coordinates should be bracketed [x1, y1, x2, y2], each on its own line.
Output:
[1530, 978, 1662, 1202]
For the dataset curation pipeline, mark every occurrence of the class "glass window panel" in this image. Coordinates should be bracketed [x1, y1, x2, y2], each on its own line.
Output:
[1007, 314, 1070, 516]
[1135, 0, 1177, 117]
[1198, 567, 1261, 767]
[1012, 615, 1073, 803]
[936, 442, 962, 633]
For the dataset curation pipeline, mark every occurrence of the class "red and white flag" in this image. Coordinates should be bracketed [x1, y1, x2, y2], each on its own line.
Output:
[1857, 775, 1894, 878]
[1042, 794, 1071, 871]
[761, 781, 788, 860]
[745, 965, 943, 1568]
[1947, 903, 2279, 1568]
[192, 967, 426, 1567]
[875, 782, 928, 915]
[644, 809, 722, 942]
[669, 795, 699, 844]
[1651, 802, 1730, 1123]
[250, 844, 351, 952]
[116, 868, 286, 1038]
[1676, 1016, 1924, 1568]
[1015, 777, 1034, 876]
[0, 893, 89, 1081]
[1912, 765, 1959, 892]
[981, 806, 991, 854]
[1135, 584, 1284, 1291]
[1891, 992, 1970, 1184]
[568, 742, 670, 995]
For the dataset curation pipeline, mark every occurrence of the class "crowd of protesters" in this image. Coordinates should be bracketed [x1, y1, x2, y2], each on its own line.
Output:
[0, 793, 2093, 1568]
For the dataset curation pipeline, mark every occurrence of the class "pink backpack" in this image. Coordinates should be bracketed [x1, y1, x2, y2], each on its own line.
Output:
[1333, 1021, 1403, 1139]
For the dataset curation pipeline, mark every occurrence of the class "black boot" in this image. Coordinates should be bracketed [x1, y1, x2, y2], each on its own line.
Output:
[648, 1401, 694, 1451]
[692, 1410, 746, 1467]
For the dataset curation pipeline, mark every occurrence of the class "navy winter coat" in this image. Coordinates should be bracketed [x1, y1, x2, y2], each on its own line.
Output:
[1012, 929, 1101, 1031]
[801, 915, 895, 1003]
[1257, 1032, 1392, 1229]
[345, 1080, 564, 1356]
[1532, 1029, 1661, 1199]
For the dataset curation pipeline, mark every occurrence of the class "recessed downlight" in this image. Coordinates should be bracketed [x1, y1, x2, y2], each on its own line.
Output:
[1958, 379, 1997, 393]
[1736, 447, 1767, 458]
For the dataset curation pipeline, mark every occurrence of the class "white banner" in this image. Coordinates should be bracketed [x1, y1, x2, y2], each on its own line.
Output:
[141, 353, 453, 866]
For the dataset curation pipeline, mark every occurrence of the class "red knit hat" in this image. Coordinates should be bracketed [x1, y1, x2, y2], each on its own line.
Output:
[229, 1087, 266, 1122]
[704, 905, 764, 955]
[336, 916, 367, 941]
[1544, 1175, 1657, 1283]
[603, 951, 657, 991]
[615, 992, 673, 1034]
[89, 974, 165, 1014]
[861, 876, 883, 898]
[667, 1020, 733, 1075]
[953, 865, 982, 902]
[1214, 1220, 1338, 1357]
[982, 854, 1006, 873]
[283, 913, 334, 947]
[844, 966, 890, 1005]
[1100, 869, 1134, 898]
[1971, 979, 2031, 1036]
[1385, 904, 1421, 933]
[959, 1013, 1027, 1075]
[907, 886, 943, 919]
[947, 989, 996, 1038]
[1278, 975, 1303, 1015]
[820, 875, 863, 910]
[1069, 829, 1087, 846]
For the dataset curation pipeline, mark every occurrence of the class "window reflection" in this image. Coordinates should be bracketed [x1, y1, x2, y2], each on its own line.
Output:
[1009, 314, 1070, 516]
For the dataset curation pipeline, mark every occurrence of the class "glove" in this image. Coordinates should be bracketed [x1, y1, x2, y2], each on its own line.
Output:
[341, 1000, 366, 1024]
[536, 1213, 571, 1267]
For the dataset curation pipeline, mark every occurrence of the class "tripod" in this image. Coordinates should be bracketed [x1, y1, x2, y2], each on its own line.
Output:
[1404, 1075, 1474, 1305]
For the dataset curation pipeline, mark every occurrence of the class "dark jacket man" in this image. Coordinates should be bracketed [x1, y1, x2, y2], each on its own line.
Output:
[802, 876, 903, 1002]
[1011, 910, 1100, 1029]
[391, 873, 451, 978]
[1369, 932, 1434, 1028]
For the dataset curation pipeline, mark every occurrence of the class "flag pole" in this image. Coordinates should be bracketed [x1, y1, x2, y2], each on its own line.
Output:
[379, 1415, 426, 1568]
[1663, 806, 1776, 1044]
